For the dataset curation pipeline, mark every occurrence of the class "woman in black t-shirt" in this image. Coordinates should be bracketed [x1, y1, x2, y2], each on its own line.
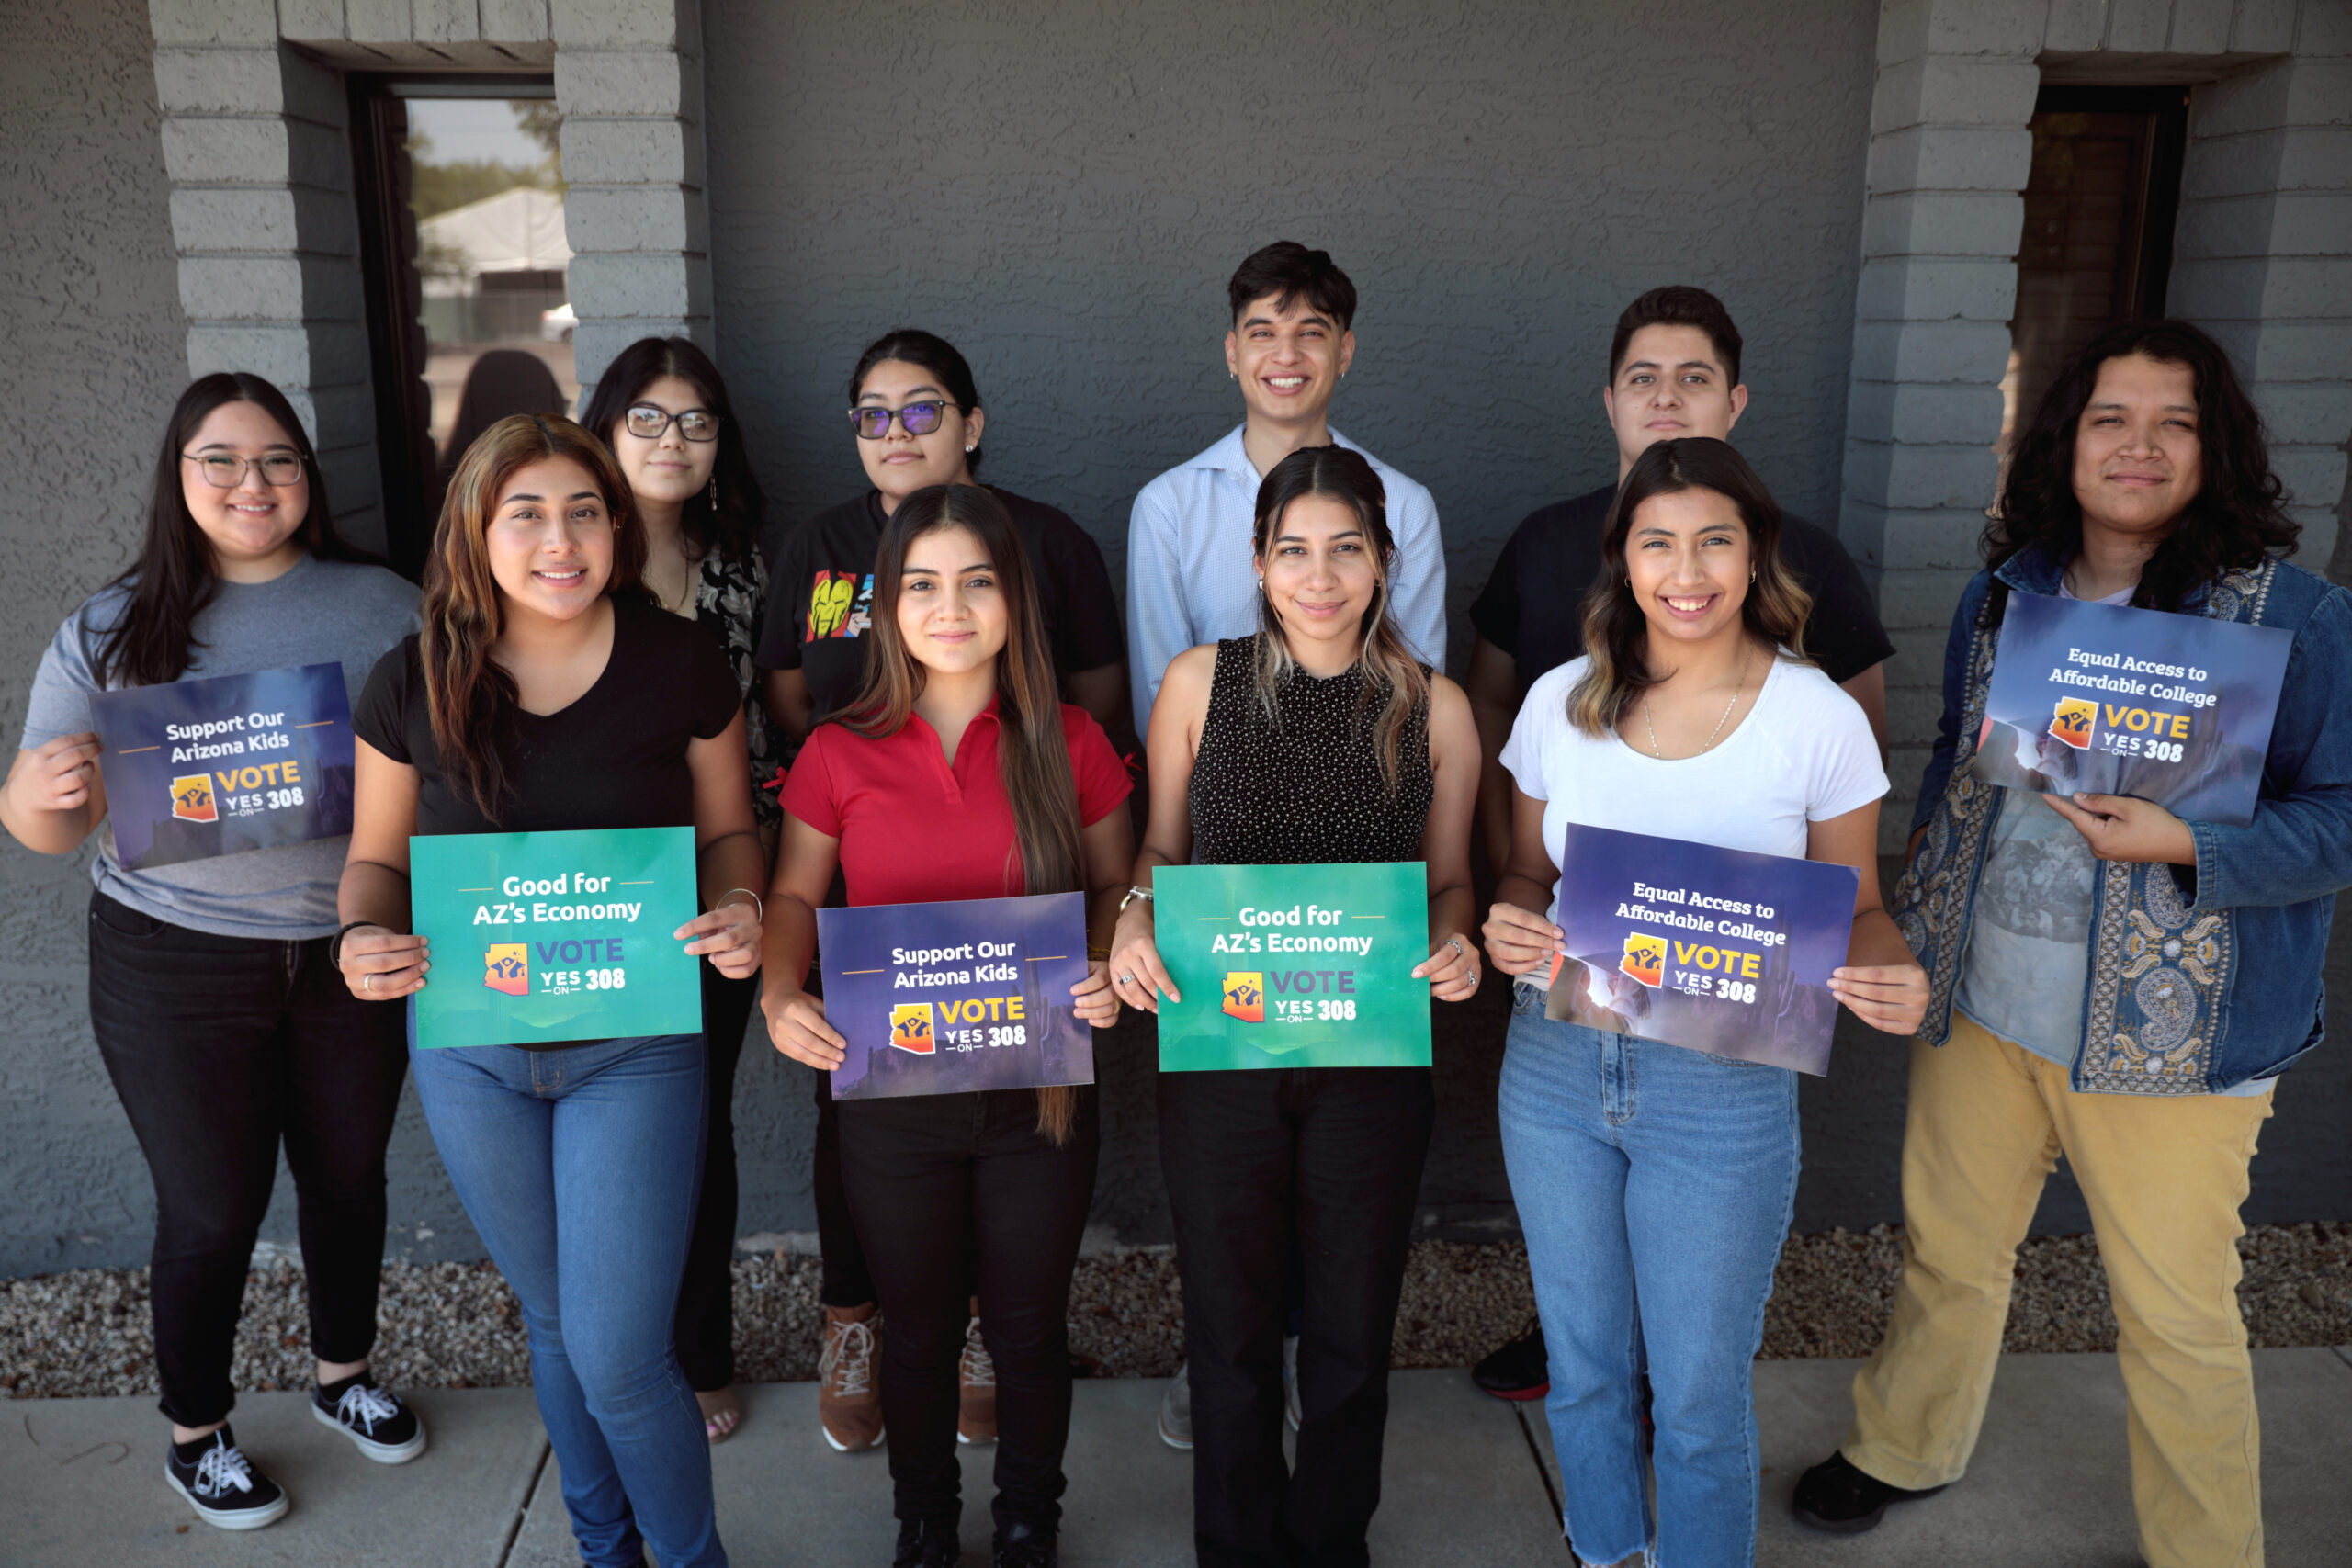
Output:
[752, 329, 1130, 1455]
[337, 415, 762, 1568]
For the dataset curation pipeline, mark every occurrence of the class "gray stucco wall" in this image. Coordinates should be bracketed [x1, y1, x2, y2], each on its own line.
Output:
[0, 0, 192, 1275]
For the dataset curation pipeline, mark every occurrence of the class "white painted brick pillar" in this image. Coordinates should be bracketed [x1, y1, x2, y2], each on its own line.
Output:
[2170, 7, 2352, 571]
[1838, 0, 2041, 838]
[553, 0, 712, 405]
[151, 0, 384, 549]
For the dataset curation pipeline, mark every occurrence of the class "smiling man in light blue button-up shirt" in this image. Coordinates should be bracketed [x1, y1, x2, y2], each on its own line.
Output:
[1125, 243, 1447, 734]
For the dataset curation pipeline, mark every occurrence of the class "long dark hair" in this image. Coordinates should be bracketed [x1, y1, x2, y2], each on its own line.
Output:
[835, 484, 1082, 1142]
[578, 335, 766, 562]
[1249, 446, 1430, 793]
[1986, 318, 2295, 622]
[97, 372, 368, 688]
[422, 415, 648, 819]
[1567, 437, 1813, 737]
[848, 329, 985, 472]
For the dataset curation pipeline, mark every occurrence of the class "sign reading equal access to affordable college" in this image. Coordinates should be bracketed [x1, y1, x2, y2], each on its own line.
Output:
[1153, 863, 1431, 1072]
[409, 827, 702, 1049]
[88, 662, 355, 870]
[1972, 591, 2291, 828]
[1544, 824, 1859, 1076]
[817, 892, 1094, 1100]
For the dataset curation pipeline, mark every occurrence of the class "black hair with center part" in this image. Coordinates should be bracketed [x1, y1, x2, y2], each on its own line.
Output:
[847, 329, 985, 474]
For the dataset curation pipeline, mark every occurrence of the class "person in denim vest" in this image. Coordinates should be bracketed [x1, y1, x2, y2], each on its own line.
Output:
[1792, 320, 2352, 1568]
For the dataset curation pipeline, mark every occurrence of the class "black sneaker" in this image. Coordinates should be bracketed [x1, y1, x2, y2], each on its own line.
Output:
[893, 1514, 960, 1568]
[313, 1373, 428, 1463]
[994, 1521, 1058, 1568]
[1471, 1316, 1550, 1402]
[164, 1428, 289, 1530]
[1791, 1451, 1950, 1534]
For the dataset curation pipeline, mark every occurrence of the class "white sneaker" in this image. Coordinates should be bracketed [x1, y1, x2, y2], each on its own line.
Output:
[1158, 1361, 1193, 1450]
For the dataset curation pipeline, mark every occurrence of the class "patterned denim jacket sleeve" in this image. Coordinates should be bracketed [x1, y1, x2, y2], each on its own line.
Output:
[1891, 553, 2352, 1094]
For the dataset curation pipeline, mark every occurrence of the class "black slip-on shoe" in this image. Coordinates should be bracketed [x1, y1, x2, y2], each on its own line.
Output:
[1791, 1450, 1950, 1534]
[1471, 1316, 1551, 1402]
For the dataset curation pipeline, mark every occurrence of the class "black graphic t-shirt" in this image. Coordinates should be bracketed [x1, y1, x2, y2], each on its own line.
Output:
[1468, 483, 1895, 703]
[754, 486, 1125, 726]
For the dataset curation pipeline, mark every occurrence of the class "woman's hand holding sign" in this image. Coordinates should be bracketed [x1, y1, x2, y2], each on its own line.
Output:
[763, 987, 847, 1070]
[1481, 901, 1562, 977]
[1072, 960, 1120, 1027]
[2041, 791, 2197, 865]
[1413, 931, 1481, 1000]
[1108, 900, 1180, 1014]
[677, 890, 763, 980]
[338, 926, 429, 1001]
[1826, 963, 1927, 1035]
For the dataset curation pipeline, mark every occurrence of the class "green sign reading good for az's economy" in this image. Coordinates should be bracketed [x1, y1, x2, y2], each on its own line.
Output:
[1153, 862, 1431, 1072]
[409, 827, 702, 1049]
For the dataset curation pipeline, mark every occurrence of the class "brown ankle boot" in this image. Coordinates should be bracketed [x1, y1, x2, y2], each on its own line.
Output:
[818, 1303, 884, 1451]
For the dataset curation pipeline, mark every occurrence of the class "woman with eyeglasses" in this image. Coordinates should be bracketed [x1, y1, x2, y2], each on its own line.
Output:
[752, 329, 1127, 1456]
[1, 373, 425, 1530]
[580, 337, 779, 1446]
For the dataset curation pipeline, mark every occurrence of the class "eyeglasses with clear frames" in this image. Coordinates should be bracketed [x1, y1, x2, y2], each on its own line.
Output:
[182, 452, 306, 488]
[624, 404, 720, 442]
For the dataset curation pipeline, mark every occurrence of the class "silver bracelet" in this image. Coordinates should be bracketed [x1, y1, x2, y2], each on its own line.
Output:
[717, 887, 764, 923]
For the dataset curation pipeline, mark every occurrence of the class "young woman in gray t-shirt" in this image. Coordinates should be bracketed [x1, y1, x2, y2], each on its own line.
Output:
[1, 373, 424, 1530]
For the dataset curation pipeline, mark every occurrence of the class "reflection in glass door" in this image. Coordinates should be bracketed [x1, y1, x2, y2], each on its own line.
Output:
[352, 77, 572, 579]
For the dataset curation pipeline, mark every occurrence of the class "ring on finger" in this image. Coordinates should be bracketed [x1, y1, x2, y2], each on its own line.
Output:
[1117, 972, 1135, 987]
[362, 972, 378, 994]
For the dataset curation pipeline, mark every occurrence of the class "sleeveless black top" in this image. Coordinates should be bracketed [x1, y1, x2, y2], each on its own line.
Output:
[1189, 637, 1435, 866]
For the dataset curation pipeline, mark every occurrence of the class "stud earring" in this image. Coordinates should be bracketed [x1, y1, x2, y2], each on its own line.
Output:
[966, 444, 976, 453]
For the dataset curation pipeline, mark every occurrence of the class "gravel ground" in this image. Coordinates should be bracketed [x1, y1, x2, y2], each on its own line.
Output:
[6, 1224, 2347, 1401]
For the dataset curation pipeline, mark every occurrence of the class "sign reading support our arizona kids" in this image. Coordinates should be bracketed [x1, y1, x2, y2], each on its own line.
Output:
[1544, 825, 1859, 1076]
[816, 893, 1093, 1100]
[1972, 592, 2291, 827]
[409, 827, 701, 1049]
[88, 662, 355, 870]
[1153, 863, 1431, 1072]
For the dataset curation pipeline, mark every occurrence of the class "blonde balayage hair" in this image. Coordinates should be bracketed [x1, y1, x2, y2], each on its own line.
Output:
[1566, 436, 1813, 737]
[421, 414, 647, 818]
[1250, 446, 1431, 791]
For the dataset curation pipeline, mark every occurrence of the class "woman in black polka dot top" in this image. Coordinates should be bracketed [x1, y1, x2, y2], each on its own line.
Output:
[1108, 445, 1479, 1562]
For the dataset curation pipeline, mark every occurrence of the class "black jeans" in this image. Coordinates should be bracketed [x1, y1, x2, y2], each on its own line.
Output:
[838, 1086, 1099, 1536]
[1159, 1067, 1435, 1568]
[812, 1070, 878, 1306]
[673, 964, 756, 1391]
[85, 891, 408, 1428]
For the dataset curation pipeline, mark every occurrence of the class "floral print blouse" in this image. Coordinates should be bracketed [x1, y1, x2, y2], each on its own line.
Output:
[692, 545, 785, 831]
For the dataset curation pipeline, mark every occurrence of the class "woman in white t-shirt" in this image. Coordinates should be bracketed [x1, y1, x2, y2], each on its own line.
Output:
[1482, 437, 1926, 1568]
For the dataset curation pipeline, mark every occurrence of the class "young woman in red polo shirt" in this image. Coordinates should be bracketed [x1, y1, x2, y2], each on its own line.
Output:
[759, 484, 1132, 1568]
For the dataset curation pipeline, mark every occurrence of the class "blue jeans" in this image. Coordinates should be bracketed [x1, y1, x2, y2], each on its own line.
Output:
[408, 1026, 724, 1568]
[1498, 986, 1799, 1568]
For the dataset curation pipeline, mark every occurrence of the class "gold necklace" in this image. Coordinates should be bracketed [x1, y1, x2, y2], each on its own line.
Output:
[1642, 642, 1750, 759]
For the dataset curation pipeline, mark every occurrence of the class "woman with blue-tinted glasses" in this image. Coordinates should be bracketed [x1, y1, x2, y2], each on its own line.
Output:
[1793, 319, 2352, 1568]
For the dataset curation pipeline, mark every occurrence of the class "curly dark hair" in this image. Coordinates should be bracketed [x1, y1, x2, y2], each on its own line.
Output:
[1984, 318, 2294, 622]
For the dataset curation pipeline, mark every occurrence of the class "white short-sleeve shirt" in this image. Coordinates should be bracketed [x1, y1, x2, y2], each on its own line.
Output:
[1499, 652, 1889, 930]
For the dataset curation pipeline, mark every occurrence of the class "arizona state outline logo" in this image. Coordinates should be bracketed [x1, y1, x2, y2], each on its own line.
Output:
[169, 773, 217, 822]
[1620, 932, 1666, 989]
[2050, 695, 2097, 751]
[1222, 972, 1264, 1022]
[484, 943, 529, 997]
[890, 1003, 936, 1054]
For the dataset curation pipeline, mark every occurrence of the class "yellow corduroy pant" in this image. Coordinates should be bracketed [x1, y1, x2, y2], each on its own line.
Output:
[1842, 1012, 2273, 1568]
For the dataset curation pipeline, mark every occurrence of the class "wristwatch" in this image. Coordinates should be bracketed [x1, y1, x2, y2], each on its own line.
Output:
[1118, 885, 1154, 913]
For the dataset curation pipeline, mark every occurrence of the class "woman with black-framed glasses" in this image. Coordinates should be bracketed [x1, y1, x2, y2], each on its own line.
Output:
[1, 373, 425, 1530]
[579, 336, 781, 1449]
[752, 329, 1128, 1460]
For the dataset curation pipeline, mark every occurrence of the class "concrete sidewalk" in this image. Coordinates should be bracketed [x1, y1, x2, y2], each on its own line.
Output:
[6, 1352, 2348, 1566]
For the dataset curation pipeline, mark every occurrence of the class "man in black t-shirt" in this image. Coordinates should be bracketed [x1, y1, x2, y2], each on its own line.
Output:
[755, 485, 1127, 740]
[1462, 286, 1894, 1405]
[1465, 286, 1894, 875]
